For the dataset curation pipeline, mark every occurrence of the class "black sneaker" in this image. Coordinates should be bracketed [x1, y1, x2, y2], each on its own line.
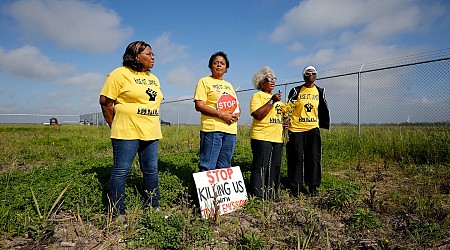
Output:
[309, 187, 318, 197]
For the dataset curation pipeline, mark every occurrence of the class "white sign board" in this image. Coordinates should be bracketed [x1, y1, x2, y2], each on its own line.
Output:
[193, 166, 248, 218]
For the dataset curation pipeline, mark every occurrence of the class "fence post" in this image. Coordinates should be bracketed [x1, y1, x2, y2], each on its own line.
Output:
[358, 64, 364, 137]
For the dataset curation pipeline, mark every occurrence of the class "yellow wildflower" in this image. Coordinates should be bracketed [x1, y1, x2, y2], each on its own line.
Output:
[275, 101, 296, 144]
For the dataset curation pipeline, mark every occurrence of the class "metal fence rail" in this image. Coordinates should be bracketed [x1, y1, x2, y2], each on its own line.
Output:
[161, 50, 450, 128]
[2, 50, 449, 128]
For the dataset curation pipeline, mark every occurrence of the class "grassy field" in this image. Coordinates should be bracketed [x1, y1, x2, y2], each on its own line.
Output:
[0, 124, 449, 249]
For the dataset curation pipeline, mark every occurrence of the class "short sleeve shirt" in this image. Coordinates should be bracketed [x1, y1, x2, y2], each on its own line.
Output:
[193, 76, 238, 134]
[100, 66, 163, 140]
[250, 91, 283, 143]
[289, 86, 319, 132]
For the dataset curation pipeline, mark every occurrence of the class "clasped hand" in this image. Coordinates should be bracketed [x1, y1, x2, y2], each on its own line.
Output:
[221, 112, 239, 124]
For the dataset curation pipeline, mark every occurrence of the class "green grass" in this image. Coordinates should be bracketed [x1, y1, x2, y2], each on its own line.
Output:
[0, 124, 449, 249]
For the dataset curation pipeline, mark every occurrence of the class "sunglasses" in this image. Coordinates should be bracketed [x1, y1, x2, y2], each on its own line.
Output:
[266, 77, 277, 82]
[140, 52, 155, 57]
[304, 72, 317, 77]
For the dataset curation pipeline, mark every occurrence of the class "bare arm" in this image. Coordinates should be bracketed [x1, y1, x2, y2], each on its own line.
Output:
[99, 95, 115, 127]
[194, 100, 238, 125]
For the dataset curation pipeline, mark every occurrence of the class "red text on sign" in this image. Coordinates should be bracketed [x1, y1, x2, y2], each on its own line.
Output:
[221, 199, 247, 213]
[206, 168, 234, 184]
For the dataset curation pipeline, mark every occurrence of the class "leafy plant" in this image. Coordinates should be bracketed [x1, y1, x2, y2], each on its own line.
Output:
[239, 231, 265, 250]
[132, 211, 213, 249]
[407, 219, 444, 247]
[348, 207, 380, 231]
[323, 185, 359, 211]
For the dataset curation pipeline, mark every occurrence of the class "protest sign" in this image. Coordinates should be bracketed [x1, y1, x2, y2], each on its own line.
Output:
[193, 166, 248, 218]
[217, 93, 238, 113]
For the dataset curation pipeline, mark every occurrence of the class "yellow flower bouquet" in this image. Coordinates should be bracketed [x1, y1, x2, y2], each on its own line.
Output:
[276, 101, 296, 144]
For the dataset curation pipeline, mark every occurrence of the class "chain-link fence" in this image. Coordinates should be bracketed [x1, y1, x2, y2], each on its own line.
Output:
[312, 52, 450, 126]
[5, 50, 447, 128]
[161, 50, 450, 128]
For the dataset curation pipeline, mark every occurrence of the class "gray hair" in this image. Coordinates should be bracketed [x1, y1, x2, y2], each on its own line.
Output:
[252, 66, 275, 90]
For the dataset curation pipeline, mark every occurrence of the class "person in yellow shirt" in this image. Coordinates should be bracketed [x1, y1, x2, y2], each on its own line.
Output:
[249, 66, 282, 201]
[286, 66, 330, 197]
[194, 51, 240, 171]
[99, 41, 163, 217]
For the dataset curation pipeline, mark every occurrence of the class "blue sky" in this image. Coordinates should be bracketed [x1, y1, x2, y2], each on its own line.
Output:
[0, 0, 449, 124]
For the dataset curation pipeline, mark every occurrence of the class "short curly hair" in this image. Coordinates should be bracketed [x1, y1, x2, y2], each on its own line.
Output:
[122, 41, 152, 72]
[208, 51, 230, 70]
[252, 66, 275, 90]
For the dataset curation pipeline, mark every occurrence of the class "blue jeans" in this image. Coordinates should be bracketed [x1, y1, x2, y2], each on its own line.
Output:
[110, 139, 159, 215]
[199, 131, 236, 171]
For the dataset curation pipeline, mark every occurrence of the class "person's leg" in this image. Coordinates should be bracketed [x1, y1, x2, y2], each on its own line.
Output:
[216, 133, 236, 169]
[286, 131, 306, 196]
[304, 128, 322, 195]
[268, 142, 283, 200]
[138, 140, 160, 208]
[250, 139, 270, 200]
[110, 139, 139, 215]
[199, 131, 223, 171]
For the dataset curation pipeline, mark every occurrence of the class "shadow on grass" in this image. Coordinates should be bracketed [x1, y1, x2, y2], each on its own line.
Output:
[82, 164, 112, 210]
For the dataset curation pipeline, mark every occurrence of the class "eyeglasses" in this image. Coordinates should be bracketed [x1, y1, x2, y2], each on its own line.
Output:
[266, 77, 277, 82]
[140, 52, 155, 57]
[304, 72, 316, 77]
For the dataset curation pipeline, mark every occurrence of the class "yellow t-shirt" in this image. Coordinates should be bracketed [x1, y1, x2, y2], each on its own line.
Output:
[100, 66, 163, 140]
[289, 86, 319, 132]
[193, 76, 238, 134]
[250, 91, 283, 143]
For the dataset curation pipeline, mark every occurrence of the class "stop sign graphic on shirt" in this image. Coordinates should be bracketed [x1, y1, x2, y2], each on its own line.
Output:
[217, 94, 238, 113]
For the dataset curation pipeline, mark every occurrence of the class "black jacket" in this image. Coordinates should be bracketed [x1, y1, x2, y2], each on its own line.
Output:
[287, 84, 330, 130]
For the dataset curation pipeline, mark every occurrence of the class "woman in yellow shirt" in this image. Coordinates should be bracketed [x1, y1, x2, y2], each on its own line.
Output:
[99, 41, 163, 217]
[249, 66, 282, 200]
[286, 66, 330, 197]
[194, 51, 240, 171]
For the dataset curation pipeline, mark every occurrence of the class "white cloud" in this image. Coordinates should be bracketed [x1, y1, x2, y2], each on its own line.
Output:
[0, 45, 73, 79]
[5, 0, 132, 53]
[165, 66, 195, 86]
[289, 48, 335, 68]
[270, 0, 367, 42]
[288, 42, 304, 52]
[59, 72, 105, 91]
[270, 0, 446, 76]
[270, 0, 426, 42]
[271, 0, 448, 70]
[151, 32, 188, 64]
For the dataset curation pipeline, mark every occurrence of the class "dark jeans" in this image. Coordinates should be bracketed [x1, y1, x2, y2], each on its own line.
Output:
[199, 131, 236, 171]
[110, 139, 159, 215]
[250, 139, 282, 200]
[286, 128, 322, 194]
